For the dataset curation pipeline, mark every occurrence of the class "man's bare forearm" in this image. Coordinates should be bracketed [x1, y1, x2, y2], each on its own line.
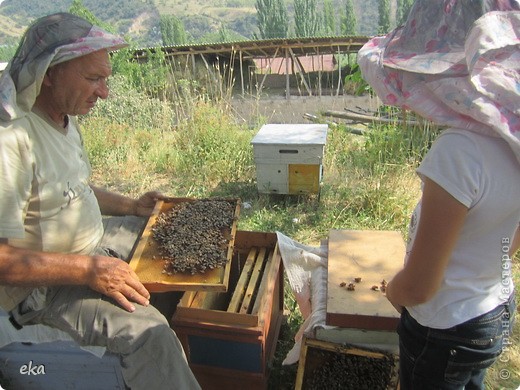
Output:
[0, 239, 150, 312]
[90, 184, 138, 216]
[91, 186, 169, 218]
[0, 240, 91, 286]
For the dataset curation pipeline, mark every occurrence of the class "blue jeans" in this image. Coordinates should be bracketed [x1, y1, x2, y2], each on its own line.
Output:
[398, 295, 516, 390]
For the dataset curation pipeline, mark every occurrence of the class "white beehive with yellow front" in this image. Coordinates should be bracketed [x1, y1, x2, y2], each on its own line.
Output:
[251, 123, 328, 195]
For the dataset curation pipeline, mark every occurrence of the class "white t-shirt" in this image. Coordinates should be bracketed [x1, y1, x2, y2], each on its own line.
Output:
[0, 111, 103, 310]
[407, 129, 520, 329]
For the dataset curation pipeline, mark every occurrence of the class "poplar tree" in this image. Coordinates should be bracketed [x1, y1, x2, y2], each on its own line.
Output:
[378, 0, 391, 34]
[160, 15, 188, 45]
[342, 0, 357, 35]
[396, 0, 414, 26]
[255, 0, 289, 39]
[294, 0, 319, 37]
[323, 0, 336, 35]
[218, 24, 232, 43]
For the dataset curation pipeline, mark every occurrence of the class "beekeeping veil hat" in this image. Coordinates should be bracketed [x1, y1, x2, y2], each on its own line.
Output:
[0, 12, 128, 121]
[358, 0, 520, 163]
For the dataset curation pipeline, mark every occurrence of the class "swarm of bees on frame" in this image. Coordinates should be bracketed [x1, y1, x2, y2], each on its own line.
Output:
[152, 198, 238, 275]
[303, 346, 397, 390]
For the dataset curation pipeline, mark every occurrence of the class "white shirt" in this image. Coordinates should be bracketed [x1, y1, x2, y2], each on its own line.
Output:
[0, 111, 103, 310]
[407, 129, 520, 329]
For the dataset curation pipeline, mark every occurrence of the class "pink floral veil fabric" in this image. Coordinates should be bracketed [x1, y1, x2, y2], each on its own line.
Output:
[358, 0, 520, 163]
[0, 12, 127, 121]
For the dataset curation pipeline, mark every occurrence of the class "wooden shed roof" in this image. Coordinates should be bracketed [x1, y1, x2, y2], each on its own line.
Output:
[134, 35, 371, 60]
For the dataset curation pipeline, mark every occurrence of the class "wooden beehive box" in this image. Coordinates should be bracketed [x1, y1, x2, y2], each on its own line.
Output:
[251, 124, 328, 195]
[295, 337, 399, 390]
[171, 230, 284, 390]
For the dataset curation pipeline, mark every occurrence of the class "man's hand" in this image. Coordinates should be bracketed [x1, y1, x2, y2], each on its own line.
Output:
[134, 191, 172, 217]
[87, 256, 150, 312]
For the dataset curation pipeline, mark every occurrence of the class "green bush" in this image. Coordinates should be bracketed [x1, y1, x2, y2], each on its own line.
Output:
[111, 47, 171, 98]
[84, 74, 176, 131]
[168, 101, 256, 194]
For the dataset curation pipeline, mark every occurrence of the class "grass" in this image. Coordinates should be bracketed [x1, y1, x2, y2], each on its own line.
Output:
[81, 67, 520, 389]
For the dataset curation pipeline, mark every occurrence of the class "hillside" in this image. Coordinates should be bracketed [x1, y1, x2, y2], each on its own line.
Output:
[0, 0, 383, 47]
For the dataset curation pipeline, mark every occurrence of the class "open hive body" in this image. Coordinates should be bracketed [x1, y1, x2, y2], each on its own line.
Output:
[171, 231, 284, 390]
[295, 336, 399, 390]
[294, 230, 405, 390]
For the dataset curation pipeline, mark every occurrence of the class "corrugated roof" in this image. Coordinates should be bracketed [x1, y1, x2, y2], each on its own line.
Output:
[134, 35, 371, 60]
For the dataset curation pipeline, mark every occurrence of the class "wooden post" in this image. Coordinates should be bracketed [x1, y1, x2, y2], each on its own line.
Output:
[336, 45, 342, 96]
[285, 47, 290, 100]
[239, 49, 245, 96]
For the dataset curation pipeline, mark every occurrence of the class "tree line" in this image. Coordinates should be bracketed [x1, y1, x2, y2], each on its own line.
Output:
[0, 0, 416, 58]
[160, 0, 415, 45]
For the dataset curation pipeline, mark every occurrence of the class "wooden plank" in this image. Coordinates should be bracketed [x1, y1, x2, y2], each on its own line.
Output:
[253, 145, 324, 164]
[227, 248, 258, 313]
[255, 163, 288, 194]
[239, 247, 267, 314]
[288, 163, 320, 194]
[221, 199, 241, 292]
[191, 291, 207, 309]
[251, 249, 274, 315]
[315, 327, 399, 354]
[181, 290, 197, 308]
[326, 230, 404, 330]
[233, 231, 277, 253]
[294, 342, 307, 390]
[173, 306, 259, 328]
[322, 109, 422, 126]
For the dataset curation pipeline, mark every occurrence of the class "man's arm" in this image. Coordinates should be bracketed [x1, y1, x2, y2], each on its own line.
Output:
[0, 238, 150, 312]
[90, 185, 170, 217]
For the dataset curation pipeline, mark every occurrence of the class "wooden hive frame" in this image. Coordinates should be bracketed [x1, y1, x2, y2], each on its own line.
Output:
[129, 198, 240, 292]
[295, 336, 400, 390]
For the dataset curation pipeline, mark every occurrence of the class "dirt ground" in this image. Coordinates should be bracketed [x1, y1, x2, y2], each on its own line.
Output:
[230, 93, 381, 127]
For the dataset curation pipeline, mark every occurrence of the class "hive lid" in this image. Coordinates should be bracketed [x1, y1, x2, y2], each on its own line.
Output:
[326, 229, 404, 331]
[251, 124, 328, 145]
[129, 198, 240, 292]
